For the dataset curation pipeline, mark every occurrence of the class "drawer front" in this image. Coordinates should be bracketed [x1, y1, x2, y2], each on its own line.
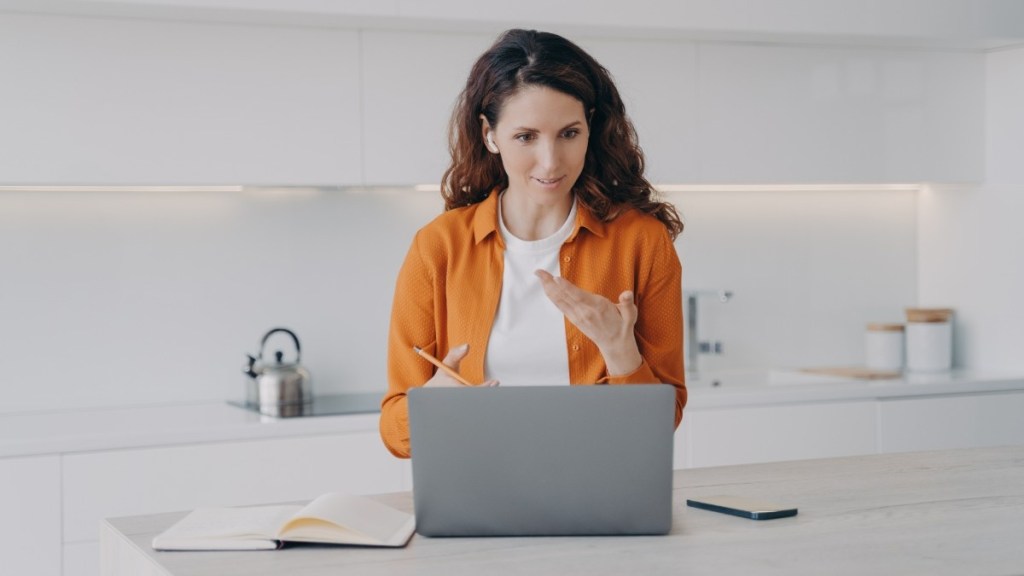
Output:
[879, 391, 1024, 453]
[63, 541, 98, 576]
[686, 401, 877, 468]
[63, 432, 404, 543]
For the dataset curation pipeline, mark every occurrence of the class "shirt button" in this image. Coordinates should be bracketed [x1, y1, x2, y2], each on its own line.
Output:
[563, 256, 571, 263]
[572, 344, 580, 351]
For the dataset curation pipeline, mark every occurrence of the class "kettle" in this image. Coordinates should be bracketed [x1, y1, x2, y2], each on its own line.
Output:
[242, 327, 312, 417]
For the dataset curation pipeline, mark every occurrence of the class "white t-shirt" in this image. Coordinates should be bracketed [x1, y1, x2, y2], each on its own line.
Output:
[483, 197, 577, 386]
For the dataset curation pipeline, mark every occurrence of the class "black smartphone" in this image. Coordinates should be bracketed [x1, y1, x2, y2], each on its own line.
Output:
[686, 495, 798, 520]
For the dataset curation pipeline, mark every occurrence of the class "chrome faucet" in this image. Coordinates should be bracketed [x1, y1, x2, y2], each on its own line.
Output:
[684, 289, 733, 377]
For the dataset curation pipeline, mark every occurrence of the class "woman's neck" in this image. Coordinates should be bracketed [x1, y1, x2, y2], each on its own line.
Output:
[499, 190, 574, 241]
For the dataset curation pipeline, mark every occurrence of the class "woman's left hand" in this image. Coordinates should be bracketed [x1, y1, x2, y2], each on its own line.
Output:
[535, 269, 643, 376]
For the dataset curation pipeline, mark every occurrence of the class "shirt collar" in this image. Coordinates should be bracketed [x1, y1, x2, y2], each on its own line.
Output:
[471, 188, 607, 245]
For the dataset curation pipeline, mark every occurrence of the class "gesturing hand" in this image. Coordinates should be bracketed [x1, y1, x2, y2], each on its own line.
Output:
[534, 270, 643, 376]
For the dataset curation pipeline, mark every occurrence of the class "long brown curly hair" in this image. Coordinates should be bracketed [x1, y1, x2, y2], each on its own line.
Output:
[441, 29, 683, 239]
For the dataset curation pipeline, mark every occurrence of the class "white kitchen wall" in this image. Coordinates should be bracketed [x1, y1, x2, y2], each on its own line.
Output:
[0, 185, 916, 412]
[917, 45, 1024, 371]
[0, 187, 438, 412]
[670, 188, 917, 373]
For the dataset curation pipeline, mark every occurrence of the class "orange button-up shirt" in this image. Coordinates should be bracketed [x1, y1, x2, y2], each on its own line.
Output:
[380, 191, 686, 458]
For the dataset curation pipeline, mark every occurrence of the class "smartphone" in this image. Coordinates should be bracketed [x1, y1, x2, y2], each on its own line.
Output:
[686, 495, 798, 520]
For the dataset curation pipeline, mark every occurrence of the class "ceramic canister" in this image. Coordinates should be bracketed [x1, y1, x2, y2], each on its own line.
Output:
[865, 323, 904, 371]
[904, 308, 954, 372]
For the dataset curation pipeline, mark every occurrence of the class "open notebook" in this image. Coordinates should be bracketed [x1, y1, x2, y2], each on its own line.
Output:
[152, 493, 415, 551]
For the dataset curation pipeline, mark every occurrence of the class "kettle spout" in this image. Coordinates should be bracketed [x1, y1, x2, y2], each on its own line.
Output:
[242, 354, 259, 379]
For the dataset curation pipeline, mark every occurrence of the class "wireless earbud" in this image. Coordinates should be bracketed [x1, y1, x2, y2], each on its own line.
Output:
[486, 133, 498, 153]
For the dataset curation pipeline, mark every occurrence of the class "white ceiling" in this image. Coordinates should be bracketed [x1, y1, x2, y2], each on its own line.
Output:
[2, 0, 1024, 50]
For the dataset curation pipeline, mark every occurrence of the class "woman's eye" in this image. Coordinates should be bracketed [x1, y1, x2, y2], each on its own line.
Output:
[514, 133, 534, 143]
[562, 129, 580, 139]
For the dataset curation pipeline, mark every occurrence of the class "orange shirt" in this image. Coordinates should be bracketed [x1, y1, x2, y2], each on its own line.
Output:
[381, 192, 686, 458]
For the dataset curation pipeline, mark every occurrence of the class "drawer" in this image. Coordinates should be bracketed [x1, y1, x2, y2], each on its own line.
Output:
[686, 401, 878, 468]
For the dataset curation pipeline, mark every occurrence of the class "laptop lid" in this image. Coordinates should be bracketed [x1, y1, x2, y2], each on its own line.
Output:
[408, 384, 675, 537]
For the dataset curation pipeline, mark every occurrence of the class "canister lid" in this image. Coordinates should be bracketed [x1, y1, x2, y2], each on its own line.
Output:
[905, 307, 954, 323]
[867, 323, 904, 332]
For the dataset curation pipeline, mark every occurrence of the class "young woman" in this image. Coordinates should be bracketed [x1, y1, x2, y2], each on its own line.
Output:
[380, 29, 685, 458]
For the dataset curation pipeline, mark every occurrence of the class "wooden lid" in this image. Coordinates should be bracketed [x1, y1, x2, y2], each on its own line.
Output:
[867, 323, 904, 332]
[905, 308, 954, 323]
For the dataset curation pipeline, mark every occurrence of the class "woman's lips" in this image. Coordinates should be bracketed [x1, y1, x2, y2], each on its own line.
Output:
[533, 176, 565, 188]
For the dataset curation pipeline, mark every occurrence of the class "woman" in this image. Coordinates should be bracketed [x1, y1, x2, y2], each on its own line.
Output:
[380, 29, 685, 458]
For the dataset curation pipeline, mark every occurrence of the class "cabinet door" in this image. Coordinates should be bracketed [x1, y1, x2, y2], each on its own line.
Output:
[673, 418, 693, 469]
[697, 44, 983, 183]
[878, 391, 1024, 453]
[686, 401, 877, 468]
[0, 456, 61, 576]
[361, 30, 494, 185]
[63, 541, 98, 576]
[0, 14, 363, 185]
[581, 38, 699, 184]
[62, 432, 404, 545]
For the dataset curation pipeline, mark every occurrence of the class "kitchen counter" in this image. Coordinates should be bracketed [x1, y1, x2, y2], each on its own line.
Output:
[684, 368, 1024, 409]
[99, 445, 1024, 576]
[3, 370, 1024, 459]
[0, 397, 383, 459]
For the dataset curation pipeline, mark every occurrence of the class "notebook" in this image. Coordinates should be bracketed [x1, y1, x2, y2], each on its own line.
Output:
[408, 384, 675, 537]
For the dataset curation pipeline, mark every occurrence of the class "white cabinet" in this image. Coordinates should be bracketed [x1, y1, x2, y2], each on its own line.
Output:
[581, 38, 700, 184]
[361, 30, 493, 185]
[63, 541, 99, 576]
[696, 44, 984, 183]
[0, 456, 62, 576]
[878, 391, 1024, 453]
[683, 401, 877, 468]
[1, 14, 988, 186]
[0, 14, 364, 185]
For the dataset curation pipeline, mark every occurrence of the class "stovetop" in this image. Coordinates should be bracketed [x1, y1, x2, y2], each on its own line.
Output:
[227, 392, 381, 418]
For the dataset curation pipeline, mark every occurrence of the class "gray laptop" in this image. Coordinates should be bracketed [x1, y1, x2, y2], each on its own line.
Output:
[408, 384, 675, 537]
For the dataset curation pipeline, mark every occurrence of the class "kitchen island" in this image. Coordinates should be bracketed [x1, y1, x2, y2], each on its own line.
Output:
[100, 444, 1024, 576]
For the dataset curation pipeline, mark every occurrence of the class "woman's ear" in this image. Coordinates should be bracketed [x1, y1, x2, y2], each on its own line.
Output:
[480, 115, 499, 154]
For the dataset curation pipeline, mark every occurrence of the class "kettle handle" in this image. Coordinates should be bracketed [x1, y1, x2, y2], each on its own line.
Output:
[258, 327, 302, 363]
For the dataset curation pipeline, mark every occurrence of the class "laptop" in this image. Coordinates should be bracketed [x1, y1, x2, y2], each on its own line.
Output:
[408, 384, 675, 537]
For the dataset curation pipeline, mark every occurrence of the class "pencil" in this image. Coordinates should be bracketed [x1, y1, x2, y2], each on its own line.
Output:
[413, 346, 476, 387]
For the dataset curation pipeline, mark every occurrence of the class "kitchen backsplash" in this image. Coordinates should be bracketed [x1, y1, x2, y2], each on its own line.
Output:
[0, 186, 916, 413]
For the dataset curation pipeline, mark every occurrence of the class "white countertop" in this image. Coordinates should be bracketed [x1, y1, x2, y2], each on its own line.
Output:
[684, 368, 1024, 409]
[3, 370, 1023, 459]
[0, 400, 382, 459]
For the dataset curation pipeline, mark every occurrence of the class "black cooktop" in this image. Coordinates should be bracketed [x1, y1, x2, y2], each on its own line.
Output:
[227, 392, 382, 418]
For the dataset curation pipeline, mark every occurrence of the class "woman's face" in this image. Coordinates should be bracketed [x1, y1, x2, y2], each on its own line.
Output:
[483, 85, 589, 209]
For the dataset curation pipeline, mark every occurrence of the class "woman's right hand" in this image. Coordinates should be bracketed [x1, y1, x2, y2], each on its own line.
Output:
[423, 343, 500, 388]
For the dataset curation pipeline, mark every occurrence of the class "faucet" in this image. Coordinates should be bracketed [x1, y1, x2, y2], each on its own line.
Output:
[683, 289, 733, 378]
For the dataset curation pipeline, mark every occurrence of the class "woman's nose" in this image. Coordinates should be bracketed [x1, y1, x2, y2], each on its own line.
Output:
[535, 140, 560, 171]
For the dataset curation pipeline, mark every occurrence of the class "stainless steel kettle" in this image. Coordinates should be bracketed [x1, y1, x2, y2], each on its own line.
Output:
[242, 327, 312, 417]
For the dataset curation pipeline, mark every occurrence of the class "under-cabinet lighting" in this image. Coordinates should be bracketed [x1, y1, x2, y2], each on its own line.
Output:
[411, 183, 921, 194]
[0, 185, 245, 193]
[655, 183, 921, 193]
